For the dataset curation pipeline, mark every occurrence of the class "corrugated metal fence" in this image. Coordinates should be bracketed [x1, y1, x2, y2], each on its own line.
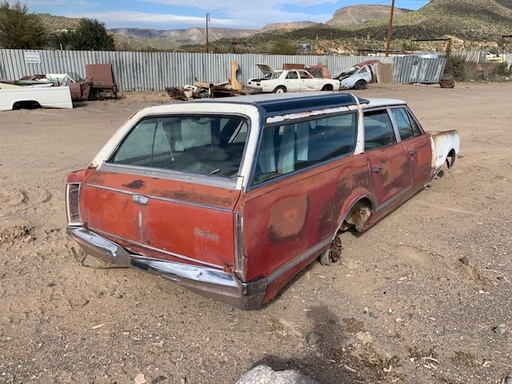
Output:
[0, 49, 458, 91]
[0, 50, 395, 92]
[393, 56, 447, 84]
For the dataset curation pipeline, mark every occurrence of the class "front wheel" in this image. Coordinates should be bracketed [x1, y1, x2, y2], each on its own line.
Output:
[273, 86, 286, 93]
[319, 235, 343, 266]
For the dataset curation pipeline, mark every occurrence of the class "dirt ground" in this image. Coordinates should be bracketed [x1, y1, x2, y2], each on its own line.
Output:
[0, 82, 511, 384]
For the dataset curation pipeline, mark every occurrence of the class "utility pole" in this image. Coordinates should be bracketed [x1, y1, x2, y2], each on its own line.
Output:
[502, 35, 512, 55]
[385, 0, 395, 57]
[206, 13, 210, 53]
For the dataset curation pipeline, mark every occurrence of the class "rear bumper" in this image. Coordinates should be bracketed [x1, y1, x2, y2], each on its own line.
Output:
[67, 227, 267, 310]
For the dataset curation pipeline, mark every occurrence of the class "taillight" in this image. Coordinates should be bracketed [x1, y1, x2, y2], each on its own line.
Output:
[66, 183, 81, 225]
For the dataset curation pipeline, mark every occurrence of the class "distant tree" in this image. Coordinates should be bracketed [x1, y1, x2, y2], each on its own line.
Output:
[271, 39, 297, 55]
[50, 29, 72, 50]
[0, 1, 47, 49]
[55, 18, 115, 51]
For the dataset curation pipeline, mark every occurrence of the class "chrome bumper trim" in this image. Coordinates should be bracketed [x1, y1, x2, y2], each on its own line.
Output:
[67, 227, 267, 310]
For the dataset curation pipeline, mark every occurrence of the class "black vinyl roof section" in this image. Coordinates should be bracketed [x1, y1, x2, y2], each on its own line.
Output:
[256, 93, 367, 116]
[192, 92, 369, 118]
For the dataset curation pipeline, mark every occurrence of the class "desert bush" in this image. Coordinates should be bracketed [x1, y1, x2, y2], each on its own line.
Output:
[446, 56, 467, 81]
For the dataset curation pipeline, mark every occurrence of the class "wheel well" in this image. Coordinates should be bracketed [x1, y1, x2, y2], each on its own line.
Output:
[12, 100, 42, 110]
[343, 198, 373, 232]
[321, 84, 334, 91]
[445, 149, 456, 169]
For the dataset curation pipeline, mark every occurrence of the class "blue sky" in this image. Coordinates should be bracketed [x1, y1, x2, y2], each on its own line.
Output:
[20, 0, 430, 30]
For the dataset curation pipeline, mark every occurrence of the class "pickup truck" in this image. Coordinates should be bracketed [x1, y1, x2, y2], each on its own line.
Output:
[0, 82, 73, 111]
[66, 92, 459, 309]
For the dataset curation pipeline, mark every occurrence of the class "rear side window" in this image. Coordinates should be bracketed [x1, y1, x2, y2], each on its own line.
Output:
[363, 110, 397, 150]
[109, 116, 248, 178]
[391, 107, 423, 140]
[252, 112, 357, 185]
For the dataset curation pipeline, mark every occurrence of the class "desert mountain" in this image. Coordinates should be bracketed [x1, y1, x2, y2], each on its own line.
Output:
[110, 27, 257, 43]
[326, 5, 411, 27]
[261, 21, 319, 31]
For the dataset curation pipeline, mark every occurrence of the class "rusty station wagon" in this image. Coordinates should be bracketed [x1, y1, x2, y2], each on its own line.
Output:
[66, 92, 460, 310]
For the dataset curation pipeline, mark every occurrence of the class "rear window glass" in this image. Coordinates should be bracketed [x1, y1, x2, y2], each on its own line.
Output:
[108, 116, 248, 178]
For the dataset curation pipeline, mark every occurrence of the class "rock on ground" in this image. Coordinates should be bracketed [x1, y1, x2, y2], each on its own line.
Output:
[237, 365, 319, 384]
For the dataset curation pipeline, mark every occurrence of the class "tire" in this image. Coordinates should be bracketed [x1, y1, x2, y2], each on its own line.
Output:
[353, 80, 366, 90]
[272, 86, 286, 94]
[319, 235, 343, 266]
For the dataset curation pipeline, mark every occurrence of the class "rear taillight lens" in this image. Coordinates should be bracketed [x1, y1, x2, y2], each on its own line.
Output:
[66, 183, 81, 225]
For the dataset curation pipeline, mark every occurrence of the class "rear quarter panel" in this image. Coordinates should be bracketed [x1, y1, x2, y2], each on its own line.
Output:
[240, 154, 374, 282]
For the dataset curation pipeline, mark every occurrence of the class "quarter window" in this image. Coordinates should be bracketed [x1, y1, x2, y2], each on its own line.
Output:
[252, 113, 357, 185]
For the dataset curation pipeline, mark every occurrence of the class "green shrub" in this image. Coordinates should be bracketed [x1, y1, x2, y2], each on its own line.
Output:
[446, 56, 467, 81]
[496, 62, 511, 76]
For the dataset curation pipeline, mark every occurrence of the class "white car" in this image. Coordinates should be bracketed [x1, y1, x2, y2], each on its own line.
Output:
[247, 64, 340, 93]
[333, 63, 373, 90]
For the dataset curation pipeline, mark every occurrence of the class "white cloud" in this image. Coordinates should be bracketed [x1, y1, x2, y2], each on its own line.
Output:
[64, 11, 259, 29]
[137, 0, 336, 24]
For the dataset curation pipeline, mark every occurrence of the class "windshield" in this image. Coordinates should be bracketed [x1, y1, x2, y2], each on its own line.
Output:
[108, 115, 248, 178]
[270, 72, 282, 80]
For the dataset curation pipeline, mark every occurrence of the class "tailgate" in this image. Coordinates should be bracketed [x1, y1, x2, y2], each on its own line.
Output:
[79, 170, 240, 268]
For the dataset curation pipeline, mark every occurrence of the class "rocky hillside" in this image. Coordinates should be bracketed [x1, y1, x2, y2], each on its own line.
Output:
[110, 22, 319, 50]
[326, 5, 411, 27]
[388, 0, 512, 40]
[111, 26, 257, 44]
[261, 21, 319, 31]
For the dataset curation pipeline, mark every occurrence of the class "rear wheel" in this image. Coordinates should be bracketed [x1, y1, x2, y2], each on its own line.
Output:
[273, 86, 286, 93]
[353, 80, 366, 90]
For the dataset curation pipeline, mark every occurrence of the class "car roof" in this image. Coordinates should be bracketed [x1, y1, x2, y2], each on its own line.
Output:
[193, 92, 406, 111]
[139, 92, 407, 121]
[363, 97, 407, 109]
[191, 92, 362, 116]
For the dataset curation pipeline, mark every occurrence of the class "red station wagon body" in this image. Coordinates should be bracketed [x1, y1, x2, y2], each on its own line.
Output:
[66, 92, 459, 309]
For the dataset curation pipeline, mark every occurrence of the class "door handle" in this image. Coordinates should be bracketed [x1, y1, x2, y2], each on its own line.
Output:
[372, 165, 383, 173]
[408, 149, 417, 155]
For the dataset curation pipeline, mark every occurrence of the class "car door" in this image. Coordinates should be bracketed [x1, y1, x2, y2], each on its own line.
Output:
[297, 70, 320, 91]
[363, 109, 412, 213]
[284, 70, 301, 92]
[390, 106, 432, 190]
